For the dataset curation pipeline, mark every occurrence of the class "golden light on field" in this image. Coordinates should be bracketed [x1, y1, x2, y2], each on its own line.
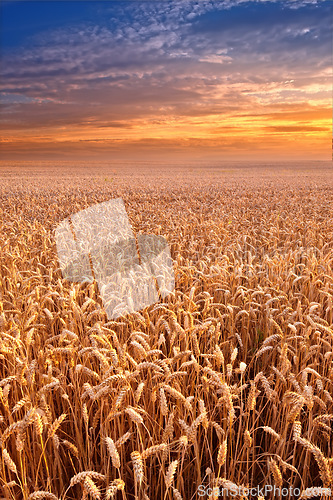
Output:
[0, 163, 332, 499]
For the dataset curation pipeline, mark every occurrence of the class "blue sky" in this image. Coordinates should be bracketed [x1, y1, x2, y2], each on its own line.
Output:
[0, 0, 331, 161]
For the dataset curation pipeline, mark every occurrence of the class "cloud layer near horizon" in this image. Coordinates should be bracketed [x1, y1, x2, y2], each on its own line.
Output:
[0, 0, 331, 161]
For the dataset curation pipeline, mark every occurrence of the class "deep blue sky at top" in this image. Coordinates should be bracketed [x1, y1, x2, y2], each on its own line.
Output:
[1, 1, 105, 49]
[2, 0, 331, 51]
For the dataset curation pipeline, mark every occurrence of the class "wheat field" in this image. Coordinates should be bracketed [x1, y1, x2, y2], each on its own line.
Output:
[0, 162, 332, 500]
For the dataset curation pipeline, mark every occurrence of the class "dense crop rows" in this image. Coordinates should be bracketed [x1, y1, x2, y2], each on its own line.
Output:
[0, 164, 332, 500]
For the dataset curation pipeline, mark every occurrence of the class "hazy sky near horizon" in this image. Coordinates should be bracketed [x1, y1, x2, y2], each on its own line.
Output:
[0, 0, 331, 162]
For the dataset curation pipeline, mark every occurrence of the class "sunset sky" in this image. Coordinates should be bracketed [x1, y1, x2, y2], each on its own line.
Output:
[0, 0, 331, 162]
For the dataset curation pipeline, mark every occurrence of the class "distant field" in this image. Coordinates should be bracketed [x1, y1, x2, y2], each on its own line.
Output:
[0, 162, 332, 500]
